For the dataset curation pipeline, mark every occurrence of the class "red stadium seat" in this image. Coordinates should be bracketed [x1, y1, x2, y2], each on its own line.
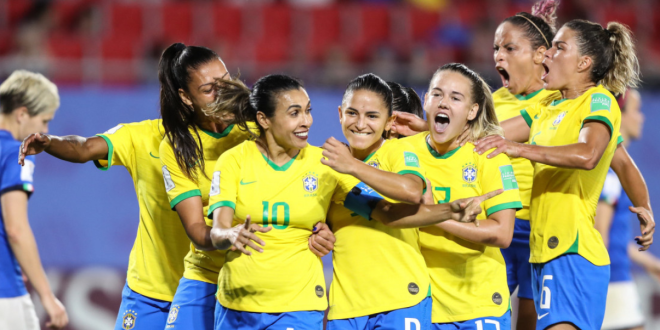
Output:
[602, 4, 637, 32]
[213, 4, 242, 44]
[6, 0, 33, 27]
[0, 31, 13, 56]
[161, 3, 193, 44]
[47, 33, 83, 59]
[106, 3, 143, 40]
[101, 34, 139, 60]
[408, 7, 440, 41]
[52, 0, 89, 31]
[305, 5, 341, 62]
[254, 36, 290, 63]
[260, 4, 291, 40]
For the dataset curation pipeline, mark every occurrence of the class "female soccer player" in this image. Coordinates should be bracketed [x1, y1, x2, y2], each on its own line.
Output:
[324, 73, 432, 329]
[474, 20, 645, 330]
[206, 74, 501, 330]
[402, 63, 521, 329]
[0, 70, 68, 330]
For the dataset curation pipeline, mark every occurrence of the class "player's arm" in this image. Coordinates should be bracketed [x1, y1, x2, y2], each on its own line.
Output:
[594, 202, 614, 247]
[610, 145, 654, 250]
[500, 115, 531, 143]
[2, 191, 68, 329]
[308, 222, 336, 257]
[19, 133, 109, 165]
[436, 209, 516, 248]
[628, 243, 660, 281]
[474, 121, 611, 170]
[210, 210, 270, 255]
[321, 137, 424, 203]
[173, 197, 214, 251]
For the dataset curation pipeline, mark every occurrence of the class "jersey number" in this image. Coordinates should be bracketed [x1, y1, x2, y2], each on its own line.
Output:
[475, 320, 500, 330]
[434, 187, 451, 204]
[262, 201, 290, 229]
[540, 275, 553, 309]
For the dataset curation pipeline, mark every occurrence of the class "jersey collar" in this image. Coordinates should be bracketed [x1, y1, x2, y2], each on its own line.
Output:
[201, 124, 234, 139]
[514, 88, 544, 101]
[425, 135, 461, 159]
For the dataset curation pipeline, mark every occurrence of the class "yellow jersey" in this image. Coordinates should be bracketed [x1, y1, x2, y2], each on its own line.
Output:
[327, 138, 430, 320]
[403, 132, 521, 323]
[207, 141, 355, 313]
[493, 87, 560, 220]
[94, 119, 189, 302]
[159, 124, 252, 284]
[521, 85, 620, 266]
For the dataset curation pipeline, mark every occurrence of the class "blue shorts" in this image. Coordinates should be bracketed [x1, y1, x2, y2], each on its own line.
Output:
[532, 254, 609, 330]
[114, 282, 171, 330]
[327, 297, 432, 330]
[164, 277, 217, 330]
[501, 218, 533, 299]
[214, 301, 324, 330]
[431, 311, 511, 330]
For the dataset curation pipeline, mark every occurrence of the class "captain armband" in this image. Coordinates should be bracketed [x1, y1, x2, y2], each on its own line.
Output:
[343, 182, 384, 220]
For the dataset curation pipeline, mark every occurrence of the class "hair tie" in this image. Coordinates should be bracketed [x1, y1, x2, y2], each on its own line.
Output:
[516, 15, 550, 48]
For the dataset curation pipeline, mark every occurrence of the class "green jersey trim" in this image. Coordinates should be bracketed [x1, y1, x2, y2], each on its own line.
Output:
[564, 233, 579, 254]
[201, 124, 234, 139]
[170, 189, 201, 209]
[617, 135, 624, 145]
[426, 139, 461, 159]
[520, 110, 533, 128]
[581, 115, 614, 140]
[93, 134, 114, 171]
[427, 285, 432, 297]
[397, 169, 427, 194]
[208, 201, 237, 218]
[262, 152, 298, 171]
[362, 150, 378, 164]
[486, 201, 523, 217]
[514, 89, 544, 101]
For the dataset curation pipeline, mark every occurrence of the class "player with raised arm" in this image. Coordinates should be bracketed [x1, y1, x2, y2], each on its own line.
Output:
[474, 19, 646, 330]
[0, 71, 68, 330]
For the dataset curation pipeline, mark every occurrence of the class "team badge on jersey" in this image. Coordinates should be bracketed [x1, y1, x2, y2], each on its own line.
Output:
[21, 159, 35, 182]
[367, 159, 380, 168]
[166, 305, 179, 325]
[303, 172, 318, 193]
[499, 165, 518, 190]
[404, 151, 420, 168]
[162, 165, 175, 192]
[210, 171, 220, 196]
[553, 111, 567, 126]
[462, 163, 477, 183]
[122, 310, 137, 329]
[591, 93, 612, 112]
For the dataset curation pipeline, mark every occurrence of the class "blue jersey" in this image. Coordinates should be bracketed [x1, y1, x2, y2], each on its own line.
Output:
[600, 169, 633, 282]
[0, 130, 35, 298]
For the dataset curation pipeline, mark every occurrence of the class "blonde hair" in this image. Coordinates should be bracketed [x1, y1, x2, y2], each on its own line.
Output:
[431, 63, 503, 143]
[0, 70, 59, 116]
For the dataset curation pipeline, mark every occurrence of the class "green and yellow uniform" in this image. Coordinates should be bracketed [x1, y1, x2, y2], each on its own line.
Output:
[521, 85, 620, 265]
[493, 87, 559, 220]
[207, 141, 355, 313]
[159, 125, 252, 284]
[94, 119, 189, 301]
[327, 138, 429, 320]
[403, 132, 522, 323]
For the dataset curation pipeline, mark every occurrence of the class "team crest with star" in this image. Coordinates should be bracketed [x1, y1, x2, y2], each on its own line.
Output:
[303, 172, 318, 193]
[122, 309, 137, 330]
[462, 162, 477, 183]
[366, 159, 380, 168]
[167, 305, 179, 325]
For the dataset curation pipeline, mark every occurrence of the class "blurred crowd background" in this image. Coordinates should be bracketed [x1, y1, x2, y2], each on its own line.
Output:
[3, 0, 660, 329]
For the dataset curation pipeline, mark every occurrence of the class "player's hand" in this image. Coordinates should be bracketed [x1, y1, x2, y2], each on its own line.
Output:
[421, 179, 434, 205]
[391, 111, 428, 137]
[321, 137, 359, 175]
[473, 135, 520, 158]
[308, 222, 336, 257]
[41, 294, 68, 329]
[19, 133, 51, 165]
[449, 189, 504, 226]
[631, 206, 654, 251]
[213, 216, 271, 255]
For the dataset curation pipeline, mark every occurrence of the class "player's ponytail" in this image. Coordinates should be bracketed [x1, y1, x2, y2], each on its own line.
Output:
[502, 0, 558, 52]
[387, 81, 423, 118]
[432, 63, 502, 143]
[564, 20, 640, 95]
[203, 77, 255, 137]
[158, 42, 219, 181]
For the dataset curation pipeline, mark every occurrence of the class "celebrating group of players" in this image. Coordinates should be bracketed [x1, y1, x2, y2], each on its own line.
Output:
[0, 0, 656, 329]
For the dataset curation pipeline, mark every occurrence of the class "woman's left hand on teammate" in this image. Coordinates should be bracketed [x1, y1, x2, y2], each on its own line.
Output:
[308, 222, 336, 257]
[630, 206, 655, 251]
[321, 137, 359, 174]
[450, 189, 504, 226]
[392, 111, 428, 136]
[473, 135, 521, 158]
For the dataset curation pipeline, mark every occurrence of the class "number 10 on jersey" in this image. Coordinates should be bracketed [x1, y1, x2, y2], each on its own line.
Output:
[262, 201, 290, 229]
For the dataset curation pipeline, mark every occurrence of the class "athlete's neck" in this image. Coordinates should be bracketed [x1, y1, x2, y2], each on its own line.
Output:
[351, 138, 384, 161]
[519, 75, 545, 96]
[560, 81, 597, 100]
[428, 134, 461, 156]
[0, 114, 20, 140]
[257, 135, 299, 166]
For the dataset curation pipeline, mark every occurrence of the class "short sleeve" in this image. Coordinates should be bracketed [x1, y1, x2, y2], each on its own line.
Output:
[331, 172, 360, 204]
[0, 148, 35, 197]
[478, 151, 522, 216]
[207, 149, 241, 218]
[385, 140, 427, 191]
[520, 102, 541, 128]
[159, 139, 201, 210]
[600, 171, 622, 206]
[94, 123, 134, 170]
[580, 92, 618, 140]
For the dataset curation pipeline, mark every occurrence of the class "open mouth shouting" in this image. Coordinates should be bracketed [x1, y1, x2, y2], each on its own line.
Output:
[496, 66, 510, 88]
[434, 112, 450, 134]
[541, 62, 550, 81]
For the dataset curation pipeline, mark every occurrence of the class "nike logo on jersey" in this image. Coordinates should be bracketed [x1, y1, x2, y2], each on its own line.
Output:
[537, 313, 549, 320]
[240, 179, 257, 185]
[149, 152, 160, 159]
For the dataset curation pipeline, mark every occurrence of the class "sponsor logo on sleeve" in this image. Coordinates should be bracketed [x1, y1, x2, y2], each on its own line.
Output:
[499, 165, 518, 190]
[591, 93, 612, 112]
[21, 159, 35, 182]
[210, 171, 220, 196]
[162, 166, 175, 192]
[404, 151, 420, 168]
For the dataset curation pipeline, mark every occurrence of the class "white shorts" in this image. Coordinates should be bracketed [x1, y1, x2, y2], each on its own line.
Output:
[0, 294, 40, 330]
[602, 281, 644, 329]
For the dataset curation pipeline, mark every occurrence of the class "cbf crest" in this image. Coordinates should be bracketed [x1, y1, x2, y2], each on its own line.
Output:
[366, 159, 380, 169]
[122, 310, 137, 330]
[303, 172, 319, 195]
[166, 305, 179, 326]
[462, 162, 477, 183]
[553, 111, 567, 126]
